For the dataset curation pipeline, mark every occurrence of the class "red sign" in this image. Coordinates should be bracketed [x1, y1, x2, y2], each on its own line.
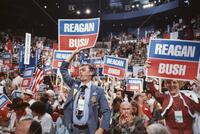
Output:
[103, 56, 128, 79]
[126, 78, 143, 93]
[21, 78, 32, 88]
[147, 58, 198, 80]
[127, 84, 141, 93]
[58, 18, 100, 51]
[147, 39, 200, 81]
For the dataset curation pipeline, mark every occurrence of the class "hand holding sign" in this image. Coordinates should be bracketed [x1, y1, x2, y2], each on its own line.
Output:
[144, 60, 151, 70]
[65, 47, 81, 63]
[193, 78, 200, 96]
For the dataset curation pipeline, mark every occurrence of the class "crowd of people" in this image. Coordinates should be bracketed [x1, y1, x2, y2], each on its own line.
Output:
[0, 14, 200, 134]
[0, 45, 200, 134]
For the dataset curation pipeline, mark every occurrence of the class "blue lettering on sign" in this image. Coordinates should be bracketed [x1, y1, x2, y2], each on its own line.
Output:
[59, 18, 99, 35]
[149, 39, 200, 61]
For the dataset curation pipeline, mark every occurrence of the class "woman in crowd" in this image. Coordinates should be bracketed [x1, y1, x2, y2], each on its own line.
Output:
[146, 77, 200, 133]
[30, 101, 54, 134]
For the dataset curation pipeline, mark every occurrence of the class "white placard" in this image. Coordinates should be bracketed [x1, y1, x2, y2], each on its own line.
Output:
[24, 33, 31, 64]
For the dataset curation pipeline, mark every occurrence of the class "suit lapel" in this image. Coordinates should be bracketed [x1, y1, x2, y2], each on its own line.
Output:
[89, 84, 95, 105]
[64, 88, 74, 106]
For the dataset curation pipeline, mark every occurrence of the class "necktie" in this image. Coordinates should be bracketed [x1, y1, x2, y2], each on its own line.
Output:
[76, 85, 87, 119]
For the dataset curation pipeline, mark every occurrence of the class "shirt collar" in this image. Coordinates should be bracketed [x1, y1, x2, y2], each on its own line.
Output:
[80, 81, 92, 89]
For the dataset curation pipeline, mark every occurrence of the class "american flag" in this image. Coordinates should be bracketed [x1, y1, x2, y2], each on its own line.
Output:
[31, 49, 43, 93]
[31, 67, 43, 93]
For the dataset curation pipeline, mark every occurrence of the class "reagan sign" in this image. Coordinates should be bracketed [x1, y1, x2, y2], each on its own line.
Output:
[103, 56, 128, 79]
[147, 39, 200, 80]
[58, 18, 100, 51]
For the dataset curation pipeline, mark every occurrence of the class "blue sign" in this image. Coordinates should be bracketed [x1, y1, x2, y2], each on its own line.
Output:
[23, 67, 34, 78]
[2, 53, 12, 60]
[59, 19, 99, 35]
[26, 56, 37, 68]
[0, 94, 11, 109]
[58, 18, 100, 51]
[149, 39, 200, 62]
[90, 58, 103, 65]
[35, 48, 41, 66]
[103, 56, 128, 79]
[54, 51, 72, 60]
[147, 39, 200, 80]
[127, 78, 143, 84]
[44, 66, 53, 75]
[104, 56, 127, 69]
[18, 46, 25, 69]
[11, 91, 23, 99]
[53, 51, 72, 68]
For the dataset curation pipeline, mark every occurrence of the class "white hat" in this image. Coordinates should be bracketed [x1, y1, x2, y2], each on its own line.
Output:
[24, 90, 33, 96]
[46, 90, 55, 97]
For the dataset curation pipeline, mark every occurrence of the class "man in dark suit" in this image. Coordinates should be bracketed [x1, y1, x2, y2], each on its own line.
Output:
[60, 49, 111, 134]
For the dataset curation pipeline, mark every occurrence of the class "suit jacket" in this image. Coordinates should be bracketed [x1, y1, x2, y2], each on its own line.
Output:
[60, 61, 111, 134]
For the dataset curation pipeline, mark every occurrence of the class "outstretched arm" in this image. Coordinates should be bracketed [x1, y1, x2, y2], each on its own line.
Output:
[60, 49, 80, 87]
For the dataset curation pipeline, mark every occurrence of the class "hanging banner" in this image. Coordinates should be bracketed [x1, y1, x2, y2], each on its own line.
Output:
[58, 18, 100, 51]
[103, 56, 128, 79]
[18, 45, 25, 69]
[35, 48, 41, 67]
[53, 50, 72, 68]
[126, 78, 143, 93]
[147, 39, 200, 80]
[24, 33, 31, 65]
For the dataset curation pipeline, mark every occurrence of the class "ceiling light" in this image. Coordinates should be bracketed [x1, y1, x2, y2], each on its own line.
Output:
[76, 10, 81, 15]
[85, 8, 91, 14]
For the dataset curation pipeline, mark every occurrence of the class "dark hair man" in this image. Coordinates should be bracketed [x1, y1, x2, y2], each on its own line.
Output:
[60, 49, 111, 134]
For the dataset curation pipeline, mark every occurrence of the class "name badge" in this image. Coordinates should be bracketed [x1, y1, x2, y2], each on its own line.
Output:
[77, 98, 85, 111]
[174, 111, 183, 123]
[0, 86, 3, 94]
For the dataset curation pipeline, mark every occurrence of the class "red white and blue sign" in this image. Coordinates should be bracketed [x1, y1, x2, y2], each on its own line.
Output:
[44, 66, 53, 75]
[126, 78, 143, 93]
[21, 78, 32, 88]
[58, 18, 100, 51]
[103, 56, 128, 79]
[2, 52, 12, 66]
[21, 67, 34, 88]
[0, 94, 11, 109]
[53, 50, 72, 68]
[2, 53, 12, 60]
[90, 57, 103, 68]
[23, 67, 34, 78]
[147, 39, 200, 80]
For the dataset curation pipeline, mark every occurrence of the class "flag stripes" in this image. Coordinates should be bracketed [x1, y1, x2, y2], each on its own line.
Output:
[31, 67, 43, 93]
